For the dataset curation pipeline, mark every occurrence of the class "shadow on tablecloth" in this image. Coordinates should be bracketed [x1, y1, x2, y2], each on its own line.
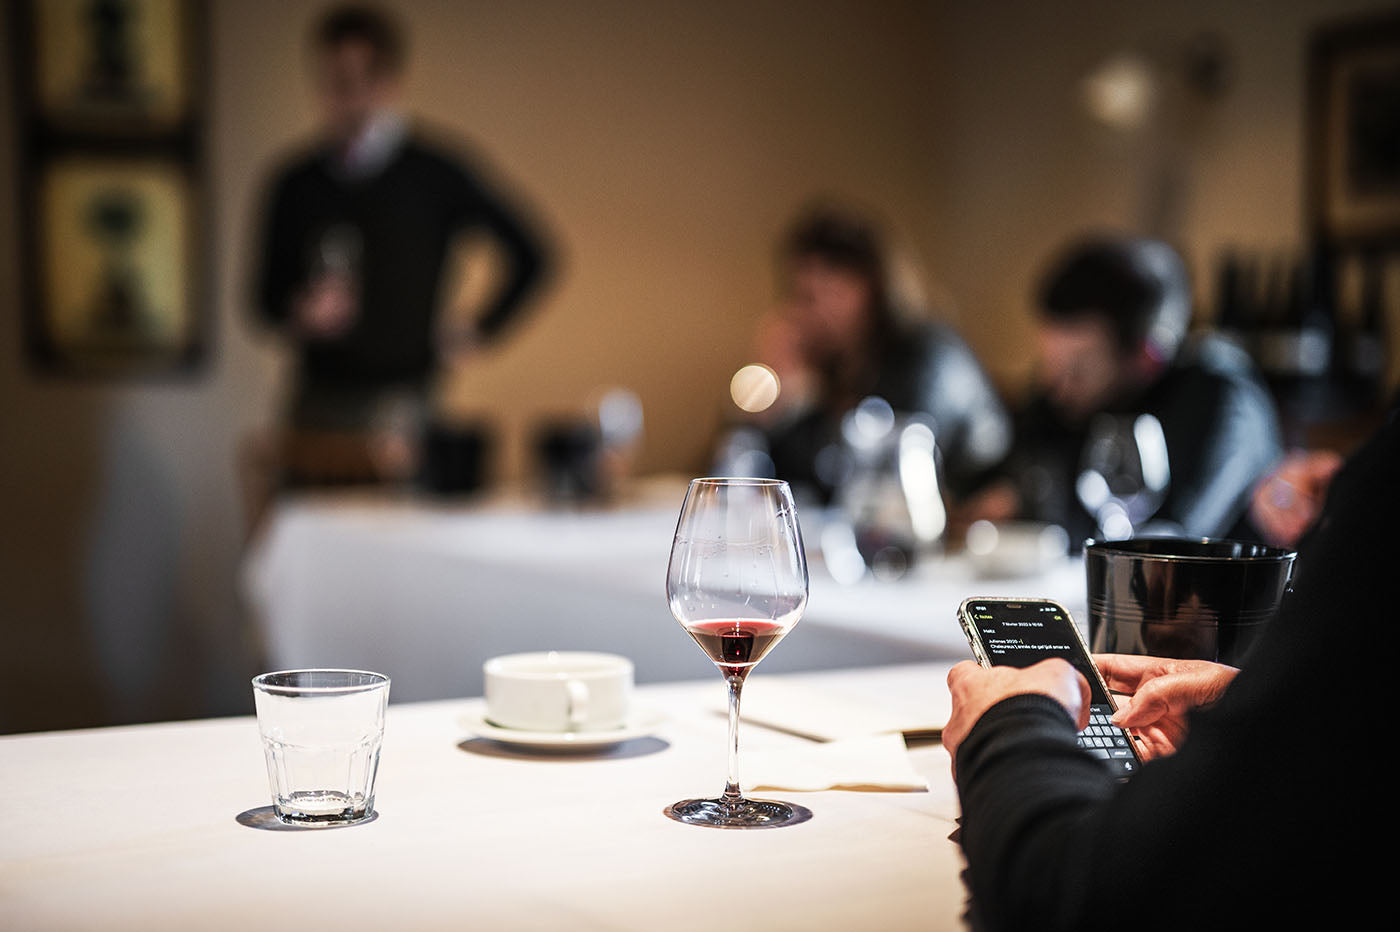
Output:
[456, 736, 669, 761]
[235, 806, 381, 831]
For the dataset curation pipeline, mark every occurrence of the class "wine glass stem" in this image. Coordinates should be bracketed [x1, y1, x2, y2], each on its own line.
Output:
[723, 672, 746, 806]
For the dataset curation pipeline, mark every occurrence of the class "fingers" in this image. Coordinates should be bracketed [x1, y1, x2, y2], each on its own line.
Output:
[1073, 668, 1092, 731]
[1024, 658, 1090, 728]
[1109, 663, 1232, 729]
[1092, 653, 1160, 693]
[946, 660, 982, 691]
[941, 661, 985, 772]
[1111, 687, 1168, 729]
[944, 659, 1086, 765]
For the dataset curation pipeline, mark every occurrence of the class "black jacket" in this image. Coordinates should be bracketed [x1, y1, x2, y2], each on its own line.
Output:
[766, 320, 1011, 502]
[1003, 334, 1282, 545]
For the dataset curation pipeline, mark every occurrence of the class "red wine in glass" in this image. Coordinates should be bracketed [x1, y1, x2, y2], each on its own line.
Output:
[684, 619, 792, 678]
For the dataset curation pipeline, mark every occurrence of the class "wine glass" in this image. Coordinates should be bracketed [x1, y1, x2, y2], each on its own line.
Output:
[664, 478, 811, 829]
[1075, 413, 1171, 539]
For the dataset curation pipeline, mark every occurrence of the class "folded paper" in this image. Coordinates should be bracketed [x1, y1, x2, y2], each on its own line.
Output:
[745, 733, 928, 792]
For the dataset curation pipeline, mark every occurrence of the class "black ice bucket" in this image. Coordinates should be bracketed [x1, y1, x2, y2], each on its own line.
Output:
[1085, 538, 1296, 667]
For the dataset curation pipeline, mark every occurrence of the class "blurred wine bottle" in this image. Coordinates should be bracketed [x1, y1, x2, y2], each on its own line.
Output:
[1287, 247, 1336, 420]
[1213, 250, 1245, 343]
[1340, 254, 1388, 411]
[1214, 241, 1394, 451]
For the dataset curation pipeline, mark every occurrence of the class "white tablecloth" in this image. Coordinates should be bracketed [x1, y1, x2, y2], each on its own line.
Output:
[1, 663, 969, 930]
[242, 485, 1087, 701]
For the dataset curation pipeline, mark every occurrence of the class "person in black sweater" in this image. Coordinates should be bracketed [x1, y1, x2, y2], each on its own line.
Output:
[941, 402, 1395, 929]
[958, 236, 1281, 546]
[254, 5, 550, 431]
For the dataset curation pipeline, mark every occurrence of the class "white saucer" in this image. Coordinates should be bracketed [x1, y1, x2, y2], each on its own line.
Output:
[460, 706, 667, 750]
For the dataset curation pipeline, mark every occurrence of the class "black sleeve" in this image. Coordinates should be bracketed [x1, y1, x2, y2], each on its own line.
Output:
[954, 411, 1395, 930]
[254, 171, 304, 329]
[443, 159, 553, 341]
[1153, 372, 1282, 537]
[955, 694, 1117, 930]
[912, 335, 1013, 499]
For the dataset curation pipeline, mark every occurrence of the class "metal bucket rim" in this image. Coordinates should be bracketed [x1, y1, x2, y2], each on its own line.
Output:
[1085, 537, 1296, 564]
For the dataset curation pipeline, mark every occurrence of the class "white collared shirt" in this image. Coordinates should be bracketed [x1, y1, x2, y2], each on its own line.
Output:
[338, 111, 409, 181]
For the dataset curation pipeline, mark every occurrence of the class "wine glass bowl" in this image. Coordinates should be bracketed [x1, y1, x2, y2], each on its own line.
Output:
[664, 478, 812, 829]
[1075, 413, 1171, 540]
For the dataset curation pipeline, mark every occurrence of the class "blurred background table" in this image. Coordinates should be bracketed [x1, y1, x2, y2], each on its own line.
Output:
[242, 479, 1086, 701]
[0, 663, 968, 931]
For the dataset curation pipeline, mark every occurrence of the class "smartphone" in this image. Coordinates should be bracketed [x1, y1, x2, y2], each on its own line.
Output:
[957, 597, 1141, 779]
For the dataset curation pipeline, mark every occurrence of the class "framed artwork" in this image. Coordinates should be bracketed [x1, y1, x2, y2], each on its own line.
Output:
[31, 0, 194, 132]
[33, 156, 199, 370]
[1308, 10, 1400, 249]
[9, 0, 207, 377]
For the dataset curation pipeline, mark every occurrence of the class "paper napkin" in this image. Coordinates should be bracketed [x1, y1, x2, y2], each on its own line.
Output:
[717, 678, 950, 742]
[744, 733, 928, 792]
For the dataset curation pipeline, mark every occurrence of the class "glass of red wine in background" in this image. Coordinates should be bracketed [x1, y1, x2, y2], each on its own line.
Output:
[664, 478, 811, 828]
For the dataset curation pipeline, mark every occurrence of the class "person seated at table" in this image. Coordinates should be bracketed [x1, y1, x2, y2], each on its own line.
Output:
[941, 401, 1394, 929]
[957, 235, 1281, 545]
[722, 204, 1011, 503]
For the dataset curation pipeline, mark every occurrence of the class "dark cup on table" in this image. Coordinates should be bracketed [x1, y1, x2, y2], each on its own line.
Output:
[1085, 538, 1296, 667]
[535, 419, 603, 503]
[420, 421, 493, 495]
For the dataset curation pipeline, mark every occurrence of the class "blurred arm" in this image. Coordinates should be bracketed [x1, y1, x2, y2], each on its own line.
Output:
[1155, 372, 1282, 537]
[445, 162, 553, 344]
[909, 328, 1013, 500]
[254, 173, 303, 330]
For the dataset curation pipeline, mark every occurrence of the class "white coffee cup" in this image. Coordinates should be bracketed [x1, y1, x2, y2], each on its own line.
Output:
[483, 651, 633, 732]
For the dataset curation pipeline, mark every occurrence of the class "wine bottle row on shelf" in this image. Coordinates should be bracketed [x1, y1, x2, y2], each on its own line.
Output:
[1211, 246, 1394, 417]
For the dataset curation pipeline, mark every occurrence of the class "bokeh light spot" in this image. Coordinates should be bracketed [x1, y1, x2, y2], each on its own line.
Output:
[730, 364, 780, 413]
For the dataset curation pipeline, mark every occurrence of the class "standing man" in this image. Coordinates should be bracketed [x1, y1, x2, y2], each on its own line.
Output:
[255, 4, 551, 443]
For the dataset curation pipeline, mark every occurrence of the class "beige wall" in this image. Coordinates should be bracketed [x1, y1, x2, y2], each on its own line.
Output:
[228, 0, 945, 478]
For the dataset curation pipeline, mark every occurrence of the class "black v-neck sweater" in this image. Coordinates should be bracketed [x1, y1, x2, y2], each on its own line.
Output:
[256, 134, 549, 386]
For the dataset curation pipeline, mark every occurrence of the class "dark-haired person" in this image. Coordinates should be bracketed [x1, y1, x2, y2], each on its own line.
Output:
[960, 235, 1281, 544]
[941, 399, 1396, 930]
[254, 4, 551, 441]
[727, 205, 1011, 504]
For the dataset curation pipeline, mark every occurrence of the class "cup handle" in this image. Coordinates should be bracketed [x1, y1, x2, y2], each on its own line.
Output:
[565, 679, 589, 729]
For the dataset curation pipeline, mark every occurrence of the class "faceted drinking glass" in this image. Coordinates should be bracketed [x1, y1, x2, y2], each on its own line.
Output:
[252, 669, 389, 826]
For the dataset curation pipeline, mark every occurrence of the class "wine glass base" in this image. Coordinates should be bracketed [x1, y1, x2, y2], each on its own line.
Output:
[664, 796, 812, 829]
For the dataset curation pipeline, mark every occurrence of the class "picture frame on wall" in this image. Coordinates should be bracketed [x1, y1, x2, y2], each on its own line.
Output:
[31, 155, 200, 372]
[9, 0, 207, 377]
[1308, 10, 1400, 249]
[30, 0, 195, 133]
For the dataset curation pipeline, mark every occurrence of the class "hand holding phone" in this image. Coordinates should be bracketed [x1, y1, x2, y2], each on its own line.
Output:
[956, 598, 1143, 779]
[942, 658, 1092, 773]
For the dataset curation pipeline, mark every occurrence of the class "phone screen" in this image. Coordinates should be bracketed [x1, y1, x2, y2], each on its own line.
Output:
[963, 600, 1111, 704]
